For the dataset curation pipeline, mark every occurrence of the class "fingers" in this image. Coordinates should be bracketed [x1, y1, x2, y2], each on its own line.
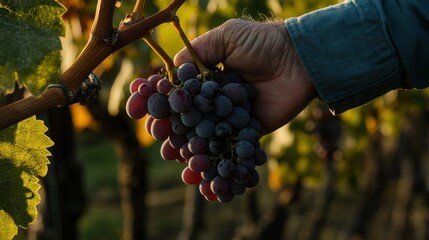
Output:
[174, 29, 225, 68]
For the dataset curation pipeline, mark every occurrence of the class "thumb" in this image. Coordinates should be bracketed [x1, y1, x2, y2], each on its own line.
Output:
[173, 24, 227, 68]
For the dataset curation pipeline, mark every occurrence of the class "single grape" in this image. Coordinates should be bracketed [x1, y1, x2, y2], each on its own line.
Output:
[177, 63, 198, 82]
[217, 159, 236, 178]
[181, 167, 203, 185]
[150, 118, 172, 141]
[145, 115, 155, 136]
[253, 147, 267, 166]
[238, 127, 259, 146]
[129, 78, 148, 94]
[237, 157, 256, 170]
[200, 80, 219, 97]
[138, 82, 154, 96]
[156, 78, 172, 94]
[232, 165, 250, 184]
[217, 192, 234, 203]
[227, 107, 250, 128]
[245, 168, 259, 188]
[180, 143, 194, 161]
[230, 181, 246, 195]
[183, 78, 202, 96]
[199, 180, 217, 201]
[188, 136, 207, 154]
[148, 74, 163, 89]
[160, 139, 180, 161]
[188, 154, 211, 172]
[201, 165, 219, 181]
[181, 106, 201, 127]
[147, 93, 170, 119]
[195, 119, 215, 138]
[214, 95, 233, 117]
[170, 113, 190, 135]
[210, 176, 230, 195]
[168, 132, 188, 148]
[235, 140, 254, 159]
[126, 92, 148, 119]
[248, 118, 262, 133]
[215, 122, 233, 138]
[169, 88, 192, 113]
[194, 94, 214, 113]
[208, 138, 225, 154]
[222, 83, 248, 105]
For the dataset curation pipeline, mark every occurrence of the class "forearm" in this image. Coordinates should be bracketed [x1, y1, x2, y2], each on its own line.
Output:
[285, 0, 429, 114]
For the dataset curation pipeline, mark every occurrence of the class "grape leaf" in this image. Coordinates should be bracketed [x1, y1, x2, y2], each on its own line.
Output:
[0, 116, 54, 240]
[0, 0, 66, 95]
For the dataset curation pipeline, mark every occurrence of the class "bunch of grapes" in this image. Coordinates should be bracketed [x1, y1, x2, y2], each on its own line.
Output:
[126, 63, 267, 203]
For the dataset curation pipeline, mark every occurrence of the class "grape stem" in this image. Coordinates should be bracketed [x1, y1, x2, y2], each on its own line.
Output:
[0, 0, 186, 130]
[142, 33, 175, 82]
[170, 16, 211, 79]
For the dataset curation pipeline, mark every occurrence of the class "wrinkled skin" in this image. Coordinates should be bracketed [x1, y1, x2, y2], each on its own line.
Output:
[174, 19, 317, 135]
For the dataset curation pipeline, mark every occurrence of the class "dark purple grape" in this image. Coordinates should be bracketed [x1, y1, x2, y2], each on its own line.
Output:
[217, 159, 236, 177]
[147, 93, 170, 119]
[180, 143, 194, 160]
[235, 140, 254, 159]
[245, 168, 259, 188]
[237, 157, 255, 170]
[253, 147, 267, 166]
[216, 192, 234, 203]
[181, 106, 201, 127]
[215, 122, 233, 138]
[214, 95, 233, 117]
[222, 83, 248, 105]
[208, 138, 225, 154]
[210, 176, 230, 195]
[230, 181, 246, 195]
[183, 78, 202, 96]
[194, 94, 214, 113]
[195, 119, 215, 138]
[177, 63, 198, 82]
[169, 88, 192, 113]
[227, 107, 250, 128]
[170, 113, 190, 135]
[188, 136, 207, 154]
[232, 165, 250, 184]
[201, 80, 219, 96]
[238, 127, 259, 146]
[168, 132, 188, 148]
[201, 165, 218, 181]
[182, 167, 203, 185]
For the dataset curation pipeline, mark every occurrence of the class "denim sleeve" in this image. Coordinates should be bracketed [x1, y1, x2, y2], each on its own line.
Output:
[285, 0, 429, 114]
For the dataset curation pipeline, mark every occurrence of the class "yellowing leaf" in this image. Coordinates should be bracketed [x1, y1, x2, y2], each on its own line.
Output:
[0, 116, 54, 240]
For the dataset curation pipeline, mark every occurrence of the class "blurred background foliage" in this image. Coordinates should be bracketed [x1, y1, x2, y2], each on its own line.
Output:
[14, 0, 429, 239]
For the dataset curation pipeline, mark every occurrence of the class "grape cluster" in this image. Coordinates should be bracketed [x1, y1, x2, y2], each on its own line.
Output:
[126, 63, 267, 203]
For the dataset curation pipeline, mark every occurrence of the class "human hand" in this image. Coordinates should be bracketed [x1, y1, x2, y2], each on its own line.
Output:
[174, 19, 317, 134]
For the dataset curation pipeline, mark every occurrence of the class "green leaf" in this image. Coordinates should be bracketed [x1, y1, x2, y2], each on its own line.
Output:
[0, 0, 66, 95]
[0, 116, 54, 240]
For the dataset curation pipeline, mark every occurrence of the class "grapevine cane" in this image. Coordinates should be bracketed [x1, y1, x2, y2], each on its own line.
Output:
[0, 0, 186, 130]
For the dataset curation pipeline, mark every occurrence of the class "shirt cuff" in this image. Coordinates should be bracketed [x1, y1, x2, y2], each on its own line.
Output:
[285, 0, 406, 114]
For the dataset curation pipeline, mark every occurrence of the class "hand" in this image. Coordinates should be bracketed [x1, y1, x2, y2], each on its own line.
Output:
[174, 19, 318, 134]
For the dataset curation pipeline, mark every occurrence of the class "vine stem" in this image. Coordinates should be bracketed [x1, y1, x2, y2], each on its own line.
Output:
[0, 0, 186, 130]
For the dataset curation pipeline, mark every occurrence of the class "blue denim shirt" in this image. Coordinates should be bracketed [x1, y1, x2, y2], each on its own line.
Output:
[285, 0, 429, 114]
